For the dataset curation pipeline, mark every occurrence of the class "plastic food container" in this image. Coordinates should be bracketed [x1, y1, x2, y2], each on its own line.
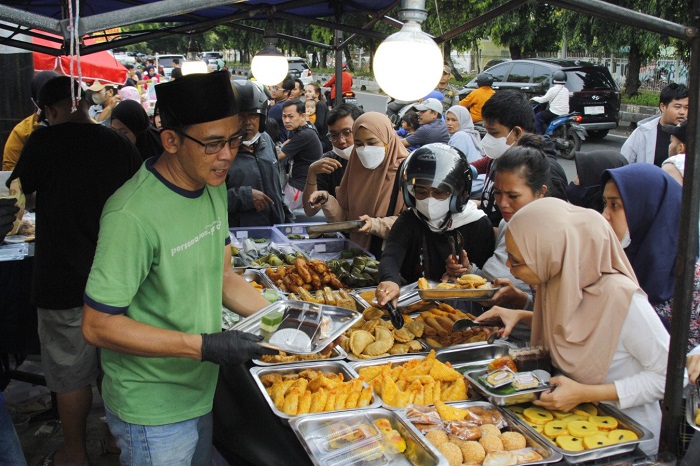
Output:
[232, 300, 362, 354]
[290, 408, 448, 466]
[273, 222, 344, 241]
[292, 238, 375, 262]
[229, 226, 289, 244]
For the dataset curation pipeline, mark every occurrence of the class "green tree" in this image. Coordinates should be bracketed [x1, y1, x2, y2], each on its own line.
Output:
[487, 3, 562, 59]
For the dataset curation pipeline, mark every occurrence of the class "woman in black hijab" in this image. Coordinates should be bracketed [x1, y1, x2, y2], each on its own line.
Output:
[566, 150, 628, 211]
[111, 100, 163, 161]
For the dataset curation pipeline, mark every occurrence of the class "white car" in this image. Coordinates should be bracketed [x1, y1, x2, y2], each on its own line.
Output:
[155, 54, 186, 80]
[287, 57, 313, 86]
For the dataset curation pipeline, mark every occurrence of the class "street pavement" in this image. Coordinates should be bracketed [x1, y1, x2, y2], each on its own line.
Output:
[354, 91, 627, 183]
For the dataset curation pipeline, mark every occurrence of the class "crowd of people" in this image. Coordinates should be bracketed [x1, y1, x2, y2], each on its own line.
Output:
[0, 59, 697, 465]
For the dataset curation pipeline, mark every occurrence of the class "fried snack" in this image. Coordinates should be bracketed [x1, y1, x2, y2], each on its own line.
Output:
[480, 424, 501, 437]
[434, 399, 468, 421]
[265, 260, 344, 292]
[359, 351, 467, 407]
[479, 433, 504, 453]
[438, 442, 463, 466]
[460, 441, 486, 464]
[500, 431, 527, 450]
[425, 429, 449, 447]
[417, 277, 430, 290]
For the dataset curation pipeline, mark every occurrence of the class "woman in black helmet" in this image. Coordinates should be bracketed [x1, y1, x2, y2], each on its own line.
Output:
[375, 143, 495, 307]
[532, 70, 570, 134]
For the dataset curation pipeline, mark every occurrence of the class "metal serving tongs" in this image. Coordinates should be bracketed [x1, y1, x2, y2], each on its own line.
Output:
[451, 318, 504, 344]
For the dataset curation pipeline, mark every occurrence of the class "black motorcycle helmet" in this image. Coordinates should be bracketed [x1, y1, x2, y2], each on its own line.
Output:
[232, 79, 269, 129]
[552, 70, 567, 84]
[476, 72, 494, 87]
[402, 143, 473, 225]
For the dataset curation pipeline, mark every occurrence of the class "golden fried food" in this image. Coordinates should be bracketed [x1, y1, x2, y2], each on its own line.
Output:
[438, 442, 463, 466]
[425, 429, 449, 447]
[479, 424, 501, 437]
[478, 433, 504, 453]
[500, 431, 527, 450]
[434, 400, 468, 421]
[460, 441, 486, 464]
[417, 277, 430, 290]
[456, 273, 488, 288]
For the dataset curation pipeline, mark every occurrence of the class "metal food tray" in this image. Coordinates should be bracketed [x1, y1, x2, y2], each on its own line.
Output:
[343, 339, 429, 362]
[464, 368, 551, 406]
[290, 407, 448, 466]
[504, 402, 654, 463]
[231, 300, 362, 355]
[348, 354, 475, 409]
[249, 361, 381, 422]
[352, 282, 422, 310]
[407, 401, 563, 465]
[418, 282, 501, 301]
[252, 345, 348, 366]
[686, 388, 700, 431]
[435, 343, 511, 370]
[305, 220, 365, 235]
[273, 222, 344, 241]
[238, 268, 279, 291]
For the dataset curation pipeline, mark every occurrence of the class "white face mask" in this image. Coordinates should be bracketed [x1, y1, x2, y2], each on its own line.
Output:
[332, 144, 353, 160]
[356, 145, 386, 170]
[415, 197, 451, 223]
[620, 228, 631, 248]
[242, 132, 262, 147]
[92, 92, 106, 106]
[481, 129, 514, 159]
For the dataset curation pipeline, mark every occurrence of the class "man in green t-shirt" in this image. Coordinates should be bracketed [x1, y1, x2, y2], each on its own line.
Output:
[82, 71, 274, 465]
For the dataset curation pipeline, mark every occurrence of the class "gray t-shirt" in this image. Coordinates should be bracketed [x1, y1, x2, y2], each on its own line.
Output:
[405, 118, 450, 147]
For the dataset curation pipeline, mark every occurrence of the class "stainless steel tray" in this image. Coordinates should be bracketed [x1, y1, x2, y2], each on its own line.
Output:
[231, 300, 362, 355]
[435, 343, 511, 370]
[305, 220, 365, 235]
[404, 401, 563, 465]
[352, 282, 423, 310]
[239, 268, 279, 290]
[464, 368, 550, 406]
[290, 407, 448, 466]
[249, 361, 381, 422]
[504, 402, 654, 463]
[418, 285, 501, 301]
[343, 339, 429, 362]
[686, 389, 700, 431]
[252, 345, 348, 366]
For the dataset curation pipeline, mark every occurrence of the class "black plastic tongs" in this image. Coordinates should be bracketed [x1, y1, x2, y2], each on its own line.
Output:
[384, 301, 404, 329]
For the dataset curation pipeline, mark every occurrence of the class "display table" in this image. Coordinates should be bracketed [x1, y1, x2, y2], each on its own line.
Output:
[0, 244, 40, 387]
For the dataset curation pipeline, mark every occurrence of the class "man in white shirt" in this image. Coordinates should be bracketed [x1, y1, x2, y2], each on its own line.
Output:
[621, 82, 688, 166]
[532, 70, 570, 134]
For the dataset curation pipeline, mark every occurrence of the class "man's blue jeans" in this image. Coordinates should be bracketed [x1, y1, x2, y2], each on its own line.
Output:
[105, 404, 212, 466]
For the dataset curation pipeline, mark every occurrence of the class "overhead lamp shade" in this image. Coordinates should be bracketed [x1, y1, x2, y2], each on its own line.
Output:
[373, 22, 443, 102]
[251, 47, 288, 86]
[182, 60, 208, 76]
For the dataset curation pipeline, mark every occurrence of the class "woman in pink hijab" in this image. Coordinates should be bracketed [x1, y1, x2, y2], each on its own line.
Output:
[476, 198, 668, 455]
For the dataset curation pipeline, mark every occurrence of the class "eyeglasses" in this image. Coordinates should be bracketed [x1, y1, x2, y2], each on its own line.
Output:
[268, 86, 280, 92]
[326, 129, 353, 142]
[411, 186, 451, 200]
[177, 130, 244, 155]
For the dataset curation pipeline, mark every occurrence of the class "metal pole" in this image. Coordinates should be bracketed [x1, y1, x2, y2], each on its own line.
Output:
[547, 0, 696, 40]
[659, 0, 700, 455]
[334, 4, 343, 109]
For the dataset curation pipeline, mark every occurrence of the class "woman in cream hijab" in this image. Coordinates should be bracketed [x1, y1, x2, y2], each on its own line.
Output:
[308, 112, 408, 257]
[476, 198, 668, 455]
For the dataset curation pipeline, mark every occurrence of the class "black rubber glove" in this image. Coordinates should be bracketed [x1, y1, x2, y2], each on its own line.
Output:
[0, 198, 19, 243]
[201, 330, 276, 366]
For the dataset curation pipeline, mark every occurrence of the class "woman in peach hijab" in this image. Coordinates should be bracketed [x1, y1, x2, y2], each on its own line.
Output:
[308, 112, 408, 257]
[477, 198, 668, 455]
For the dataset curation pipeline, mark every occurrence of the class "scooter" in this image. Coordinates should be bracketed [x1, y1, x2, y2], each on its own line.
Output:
[534, 103, 588, 160]
[546, 113, 587, 160]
